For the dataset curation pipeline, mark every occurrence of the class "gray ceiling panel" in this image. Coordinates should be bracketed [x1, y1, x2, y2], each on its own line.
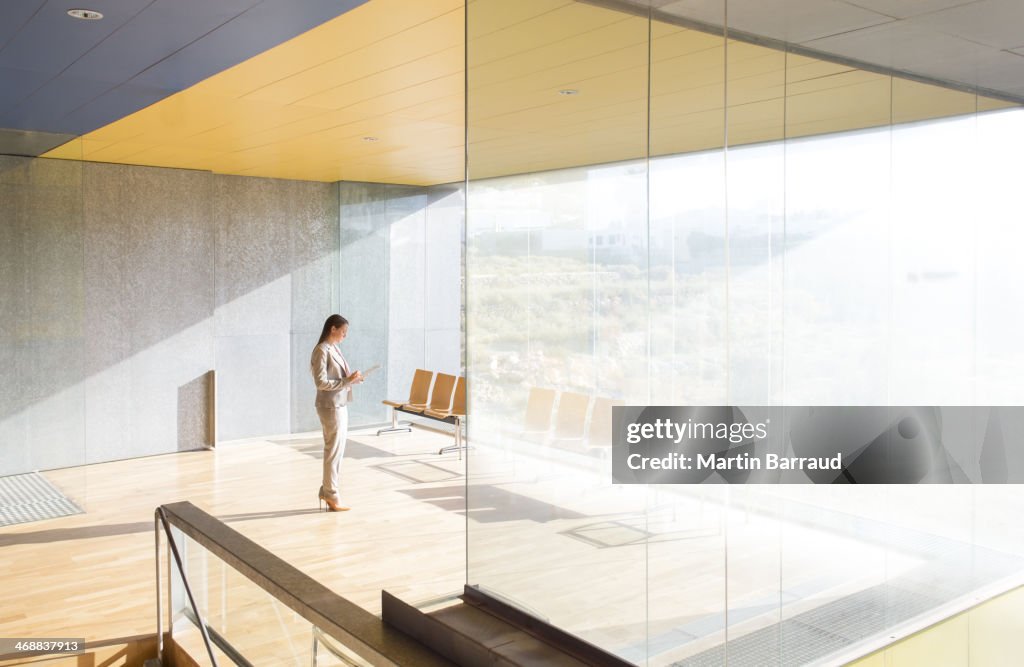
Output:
[912, 49, 1024, 91]
[3, 76, 114, 132]
[0, 1, 46, 52]
[804, 20, 988, 70]
[907, 0, 1024, 50]
[61, 2, 262, 84]
[0, 0, 144, 73]
[0, 66, 53, 113]
[840, 0, 981, 20]
[646, 0, 1024, 102]
[665, 0, 894, 41]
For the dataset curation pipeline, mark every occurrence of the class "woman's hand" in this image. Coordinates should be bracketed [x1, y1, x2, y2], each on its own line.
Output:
[348, 370, 365, 385]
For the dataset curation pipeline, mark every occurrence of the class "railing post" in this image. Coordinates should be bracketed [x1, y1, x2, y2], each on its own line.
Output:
[157, 506, 220, 667]
[155, 511, 163, 665]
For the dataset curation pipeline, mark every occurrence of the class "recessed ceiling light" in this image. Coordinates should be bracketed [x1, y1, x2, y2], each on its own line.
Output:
[67, 8, 103, 20]
[363, 136, 379, 142]
[558, 89, 579, 96]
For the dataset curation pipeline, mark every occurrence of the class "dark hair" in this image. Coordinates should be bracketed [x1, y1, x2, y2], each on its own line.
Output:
[317, 314, 349, 345]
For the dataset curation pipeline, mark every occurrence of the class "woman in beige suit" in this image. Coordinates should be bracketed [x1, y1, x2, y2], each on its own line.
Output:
[311, 314, 364, 512]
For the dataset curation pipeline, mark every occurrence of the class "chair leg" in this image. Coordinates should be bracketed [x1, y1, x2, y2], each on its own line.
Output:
[439, 418, 468, 458]
[377, 408, 413, 436]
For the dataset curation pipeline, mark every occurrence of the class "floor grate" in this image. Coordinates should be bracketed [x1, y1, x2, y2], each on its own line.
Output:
[0, 472, 83, 527]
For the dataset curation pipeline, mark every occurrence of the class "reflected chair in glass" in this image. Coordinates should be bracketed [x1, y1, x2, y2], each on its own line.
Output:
[550, 391, 591, 452]
[521, 387, 557, 444]
[586, 397, 625, 457]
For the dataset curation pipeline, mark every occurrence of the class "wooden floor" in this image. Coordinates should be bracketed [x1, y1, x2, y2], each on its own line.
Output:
[3, 426, 1023, 666]
[0, 427, 467, 652]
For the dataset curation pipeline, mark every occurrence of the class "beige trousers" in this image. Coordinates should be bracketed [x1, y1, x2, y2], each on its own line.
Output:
[317, 405, 349, 500]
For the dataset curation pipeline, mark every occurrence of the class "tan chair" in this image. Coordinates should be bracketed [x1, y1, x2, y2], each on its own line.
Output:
[403, 373, 456, 415]
[427, 376, 467, 457]
[425, 376, 465, 422]
[551, 392, 591, 448]
[378, 369, 433, 436]
[587, 397, 625, 452]
[522, 387, 556, 436]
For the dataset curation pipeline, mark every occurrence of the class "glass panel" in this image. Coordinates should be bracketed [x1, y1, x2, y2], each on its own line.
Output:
[172, 533, 374, 666]
[646, 6, 730, 665]
[721, 33, 787, 663]
[465, 0, 1024, 664]
[777, 41, 896, 663]
[466, 0, 652, 661]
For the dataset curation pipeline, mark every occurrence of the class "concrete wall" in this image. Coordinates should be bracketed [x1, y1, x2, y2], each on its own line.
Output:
[0, 157, 340, 475]
[0, 158, 462, 476]
[211, 174, 339, 439]
[0, 157, 88, 474]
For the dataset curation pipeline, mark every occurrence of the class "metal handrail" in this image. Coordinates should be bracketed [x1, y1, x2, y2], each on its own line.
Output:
[155, 506, 219, 666]
[153, 501, 452, 667]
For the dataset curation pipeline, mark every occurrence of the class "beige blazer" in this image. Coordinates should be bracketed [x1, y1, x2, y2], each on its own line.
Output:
[311, 342, 355, 408]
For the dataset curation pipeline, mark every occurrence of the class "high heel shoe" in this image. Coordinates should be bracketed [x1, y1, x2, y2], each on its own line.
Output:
[317, 487, 349, 512]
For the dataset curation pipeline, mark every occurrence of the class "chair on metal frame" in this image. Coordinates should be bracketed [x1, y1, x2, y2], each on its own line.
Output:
[426, 376, 467, 458]
[378, 369, 433, 436]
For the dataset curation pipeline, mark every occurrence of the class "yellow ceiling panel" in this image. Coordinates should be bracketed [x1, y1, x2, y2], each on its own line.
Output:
[299, 46, 463, 110]
[653, 28, 722, 59]
[42, 0, 1014, 185]
[787, 69, 885, 97]
[470, 19, 649, 89]
[468, 2, 636, 67]
[84, 141, 155, 162]
[245, 10, 463, 106]
[978, 97, 1017, 112]
[44, 0, 466, 184]
[728, 99, 786, 144]
[467, 0, 573, 40]
[43, 140, 84, 160]
[118, 145, 226, 171]
[786, 78, 893, 137]
[334, 72, 463, 117]
[194, 109, 373, 149]
[893, 78, 977, 123]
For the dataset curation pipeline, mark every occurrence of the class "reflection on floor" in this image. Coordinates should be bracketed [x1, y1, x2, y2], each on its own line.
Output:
[3, 426, 1022, 666]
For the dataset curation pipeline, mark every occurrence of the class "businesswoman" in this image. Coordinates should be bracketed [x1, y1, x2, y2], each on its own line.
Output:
[311, 314, 363, 512]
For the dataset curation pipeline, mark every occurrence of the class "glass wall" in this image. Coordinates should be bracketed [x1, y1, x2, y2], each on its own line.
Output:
[465, 0, 1024, 664]
[339, 180, 464, 427]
